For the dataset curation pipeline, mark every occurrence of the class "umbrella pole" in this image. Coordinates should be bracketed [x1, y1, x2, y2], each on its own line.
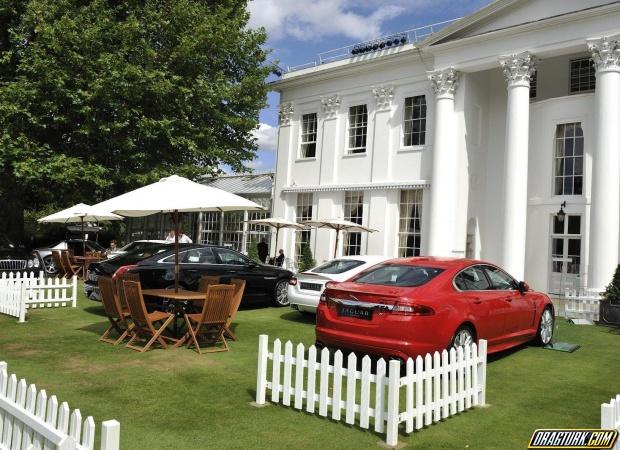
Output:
[81, 217, 86, 276]
[174, 209, 180, 292]
[273, 227, 280, 265]
[334, 228, 340, 259]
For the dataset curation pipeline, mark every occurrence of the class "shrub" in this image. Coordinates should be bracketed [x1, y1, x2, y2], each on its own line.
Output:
[298, 243, 316, 272]
[247, 238, 261, 263]
[602, 264, 620, 304]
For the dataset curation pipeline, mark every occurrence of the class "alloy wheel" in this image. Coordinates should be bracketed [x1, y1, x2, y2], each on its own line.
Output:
[274, 280, 289, 306]
[43, 256, 57, 274]
[539, 309, 554, 345]
[452, 327, 474, 349]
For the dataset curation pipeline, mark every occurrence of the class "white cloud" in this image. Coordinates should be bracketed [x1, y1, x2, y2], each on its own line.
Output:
[253, 122, 277, 152]
[248, 0, 404, 42]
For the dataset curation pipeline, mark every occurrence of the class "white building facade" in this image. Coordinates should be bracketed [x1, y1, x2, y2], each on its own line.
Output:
[271, 0, 620, 294]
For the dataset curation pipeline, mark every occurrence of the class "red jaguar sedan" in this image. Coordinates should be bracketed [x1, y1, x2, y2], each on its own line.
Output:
[316, 257, 554, 359]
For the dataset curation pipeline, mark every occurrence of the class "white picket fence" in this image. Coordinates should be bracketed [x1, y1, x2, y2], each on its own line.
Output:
[0, 361, 119, 450]
[255, 335, 487, 447]
[563, 287, 602, 322]
[601, 395, 620, 450]
[0, 272, 78, 323]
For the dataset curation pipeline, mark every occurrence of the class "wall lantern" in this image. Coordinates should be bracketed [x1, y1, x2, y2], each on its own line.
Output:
[556, 201, 567, 223]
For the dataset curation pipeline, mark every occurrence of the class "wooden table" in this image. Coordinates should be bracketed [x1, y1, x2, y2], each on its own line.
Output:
[74, 255, 105, 273]
[142, 289, 207, 338]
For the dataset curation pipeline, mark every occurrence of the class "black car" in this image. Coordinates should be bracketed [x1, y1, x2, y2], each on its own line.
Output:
[0, 234, 42, 273]
[84, 243, 293, 306]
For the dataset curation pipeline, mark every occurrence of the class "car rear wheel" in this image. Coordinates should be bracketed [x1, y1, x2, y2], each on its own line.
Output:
[272, 280, 289, 307]
[536, 307, 554, 345]
[43, 255, 57, 274]
[450, 325, 475, 350]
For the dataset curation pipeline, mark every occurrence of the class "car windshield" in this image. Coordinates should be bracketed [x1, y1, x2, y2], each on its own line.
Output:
[352, 264, 444, 287]
[110, 244, 172, 264]
[312, 259, 365, 274]
[119, 242, 156, 253]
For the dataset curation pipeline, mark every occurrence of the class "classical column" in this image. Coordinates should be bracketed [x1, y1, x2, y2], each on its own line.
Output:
[498, 52, 535, 281]
[587, 37, 620, 288]
[427, 68, 460, 256]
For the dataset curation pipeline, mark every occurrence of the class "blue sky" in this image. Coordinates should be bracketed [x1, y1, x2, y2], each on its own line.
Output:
[245, 0, 493, 173]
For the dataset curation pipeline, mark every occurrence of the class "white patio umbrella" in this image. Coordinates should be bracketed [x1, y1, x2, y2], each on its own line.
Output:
[93, 174, 264, 291]
[245, 217, 309, 263]
[38, 203, 123, 256]
[302, 218, 377, 258]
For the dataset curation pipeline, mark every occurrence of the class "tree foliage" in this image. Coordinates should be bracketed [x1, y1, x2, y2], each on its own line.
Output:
[0, 0, 271, 239]
[603, 264, 620, 304]
[298, 243, 316, 273]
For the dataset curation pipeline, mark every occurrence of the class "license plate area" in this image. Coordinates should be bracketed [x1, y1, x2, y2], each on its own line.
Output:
[300, 282, 322, 291]
[338, 305, 373, 320]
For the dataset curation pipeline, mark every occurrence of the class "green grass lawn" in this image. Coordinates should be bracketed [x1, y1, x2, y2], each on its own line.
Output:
[1, 287, 619, 449]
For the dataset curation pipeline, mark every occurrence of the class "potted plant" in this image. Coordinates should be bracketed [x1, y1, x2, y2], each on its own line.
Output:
[599, 264, 620, 326]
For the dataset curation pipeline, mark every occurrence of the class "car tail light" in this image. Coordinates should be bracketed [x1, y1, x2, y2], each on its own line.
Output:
[391, 303, 434, 316]
[112, 264, 137, 280]
[289, 277, 298, 286]
[324, 281, 337, 289]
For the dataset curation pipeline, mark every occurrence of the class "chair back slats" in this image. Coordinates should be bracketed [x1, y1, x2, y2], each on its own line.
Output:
[202, 285, 235, 324]
[197, 275, 221, 293]
[123, 280, 150, 328]
[228, 279, 246, 319]
[61, 251, 79, 276]
[52, 250, 67, 277]
[115, 272, 140, 309]
[98, 277, 123, 320]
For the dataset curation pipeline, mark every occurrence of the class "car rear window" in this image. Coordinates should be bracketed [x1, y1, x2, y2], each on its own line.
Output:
[113, 244, 172, 264]
[312, 259, 365, 274]
[352, 264, 443, 287]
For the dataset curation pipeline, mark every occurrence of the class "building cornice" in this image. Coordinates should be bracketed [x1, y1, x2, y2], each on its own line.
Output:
[281, 181, 430, 193]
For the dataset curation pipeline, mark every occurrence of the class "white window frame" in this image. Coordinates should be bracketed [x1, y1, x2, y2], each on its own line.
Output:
[343, 191, 364, 256]
[550, 214, 583, 277]
[569, 57, 595, 95]
[397, 189, 423, 257]
[299, 112, 318, 159]
[397, 87, 432, 153]
[552, 122, 584, 197]
[402, 95, 427, 148]
[346, 104, 368, 155]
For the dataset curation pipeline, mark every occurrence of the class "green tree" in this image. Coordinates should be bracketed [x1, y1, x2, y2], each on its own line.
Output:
[298, 243, 316, 273]
[0, 0, 272, 242]
[247, 237, 260, 263]
[603, 264, 620, 304]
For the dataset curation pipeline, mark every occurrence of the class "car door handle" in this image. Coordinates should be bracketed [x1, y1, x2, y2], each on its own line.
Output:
[473, 297, 482, 304]
[504, 296, 513, 302]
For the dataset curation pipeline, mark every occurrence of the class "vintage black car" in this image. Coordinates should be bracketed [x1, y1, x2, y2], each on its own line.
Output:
[84, 243, 293, 306]
[0, 234, 42, 273]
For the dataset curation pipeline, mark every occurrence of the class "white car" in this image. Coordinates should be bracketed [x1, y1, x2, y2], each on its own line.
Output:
[288, 255, 389, 314]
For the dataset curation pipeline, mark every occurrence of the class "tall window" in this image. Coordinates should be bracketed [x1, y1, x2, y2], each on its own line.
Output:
[222, 212, 244, 251]
[300, 113, 317, 158]
[398, 190, 423, 257]
[570, 58, 595, 93]
[296, 193, 313, 264]
[200, 212, 221, 245]
[344, 191, 364, 256]
[403, 95, 427, 146]
[348, 105, 368, 154]
[551, 215, 581, 276]
[554, 123, 584, 196]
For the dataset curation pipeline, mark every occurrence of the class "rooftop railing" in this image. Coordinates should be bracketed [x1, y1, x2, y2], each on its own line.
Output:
[281, 18, 460, 74]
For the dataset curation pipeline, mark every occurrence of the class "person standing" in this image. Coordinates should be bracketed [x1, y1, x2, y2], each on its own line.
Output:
[177, 230, 193, 244]
[275, 249, 285, 267]
[257, 239, 268, 263]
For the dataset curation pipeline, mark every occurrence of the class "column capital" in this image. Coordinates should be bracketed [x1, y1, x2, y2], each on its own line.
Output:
[320, 95, 341, 118]
[587, 36, 620, 73]
[278, 102, 294, 126]
[428, 68, 460, 100]
[372, 86, 394, 110]
[499, 51, 536, 88]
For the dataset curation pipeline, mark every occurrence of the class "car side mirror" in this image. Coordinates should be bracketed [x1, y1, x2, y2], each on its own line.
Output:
[518, 281, 529, 294]
[246, 261, 257, 268]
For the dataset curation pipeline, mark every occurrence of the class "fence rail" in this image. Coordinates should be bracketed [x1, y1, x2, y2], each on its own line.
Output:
[0, 272, 78, 322]
[563, 288, 602, 322]
[602, 395, 620, 450]
[0, 361, 119, 450]
[255, 335, 487, 447]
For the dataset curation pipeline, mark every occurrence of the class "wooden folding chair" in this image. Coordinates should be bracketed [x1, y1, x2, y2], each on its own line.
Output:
[224, 279, 246, 341]
[193, 275, 221, 311]
[180, 284, 235, 354]
[98, 276, 133, 345]
[114, 272, 141, 310]
[51, 250, 67, 278]
[61, 250, 83, 278]
[123, 280, 176, 352]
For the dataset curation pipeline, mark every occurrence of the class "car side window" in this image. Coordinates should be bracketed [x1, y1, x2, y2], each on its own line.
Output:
[483, 266, 517, 291]
[454, 266, 491, 291]
[182, 248, 216, 264]
[214, 248, 248, 265]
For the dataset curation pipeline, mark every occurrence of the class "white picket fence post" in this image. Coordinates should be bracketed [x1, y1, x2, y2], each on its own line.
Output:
[256, 335, 488, 447]
[601, 395, 620, 450]
[71, 275, 78, 307]
[0, 361, 119, 450]
[18, 284, 26, 323]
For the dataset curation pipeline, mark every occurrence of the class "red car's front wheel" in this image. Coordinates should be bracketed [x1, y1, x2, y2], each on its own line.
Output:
[536, 308, 554, 345]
